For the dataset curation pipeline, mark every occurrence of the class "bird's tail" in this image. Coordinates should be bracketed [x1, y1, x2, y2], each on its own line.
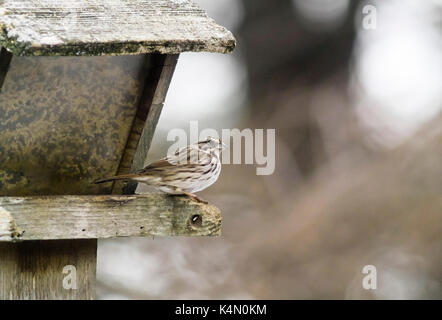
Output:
[93, 174, 140, 184]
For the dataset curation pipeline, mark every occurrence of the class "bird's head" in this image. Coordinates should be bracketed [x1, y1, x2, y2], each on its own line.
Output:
[198, 137, 226, 152]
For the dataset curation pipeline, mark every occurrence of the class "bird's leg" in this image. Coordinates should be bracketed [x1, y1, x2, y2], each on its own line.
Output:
[182, 192, 208, 204]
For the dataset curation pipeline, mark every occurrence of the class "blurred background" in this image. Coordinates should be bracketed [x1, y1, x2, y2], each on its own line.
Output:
[97, 0, 442, 299]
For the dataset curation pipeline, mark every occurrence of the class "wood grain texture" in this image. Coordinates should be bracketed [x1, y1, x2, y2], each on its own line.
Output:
[0, 194, 221, 241]
[0, 240, 96, 299]
[132, 55, 179, 171]
[0, 0, 236, 56]
[112, 54, 179, 195]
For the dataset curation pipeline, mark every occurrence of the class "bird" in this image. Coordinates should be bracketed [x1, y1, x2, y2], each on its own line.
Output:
[94, 137, 225, 203]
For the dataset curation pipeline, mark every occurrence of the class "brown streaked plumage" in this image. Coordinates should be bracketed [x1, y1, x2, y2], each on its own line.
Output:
[94, 137, 225, 203]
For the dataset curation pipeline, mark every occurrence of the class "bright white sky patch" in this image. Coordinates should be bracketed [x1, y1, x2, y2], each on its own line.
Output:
[160, 52, 246, 129]
[354, 0, 442, 146]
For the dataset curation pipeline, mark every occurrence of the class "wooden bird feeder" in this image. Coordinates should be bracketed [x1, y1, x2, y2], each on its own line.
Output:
[0, 0, 235, 299]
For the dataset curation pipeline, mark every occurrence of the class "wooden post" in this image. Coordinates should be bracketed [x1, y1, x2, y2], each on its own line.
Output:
[0, 195, 221, 299]
[0, 240, 96, 300]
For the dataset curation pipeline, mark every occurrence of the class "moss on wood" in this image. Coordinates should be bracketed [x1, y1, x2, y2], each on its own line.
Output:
[0, 0, 236, 56]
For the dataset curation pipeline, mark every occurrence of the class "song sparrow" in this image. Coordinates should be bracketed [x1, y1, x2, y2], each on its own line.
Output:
[94, 137, 225, 203]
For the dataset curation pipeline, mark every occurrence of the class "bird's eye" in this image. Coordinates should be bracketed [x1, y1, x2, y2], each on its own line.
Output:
[191, 214, 202, 227]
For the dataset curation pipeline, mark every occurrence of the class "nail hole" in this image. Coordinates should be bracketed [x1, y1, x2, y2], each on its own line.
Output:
[140, 226, 144, 230]
[191, 214, 202, 227]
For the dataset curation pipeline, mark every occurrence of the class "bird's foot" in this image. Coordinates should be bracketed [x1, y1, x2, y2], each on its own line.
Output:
[182, 192, 208, 204]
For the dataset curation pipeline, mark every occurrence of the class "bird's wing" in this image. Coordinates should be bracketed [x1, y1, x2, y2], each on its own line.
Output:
[138, 158, 174, 174]
[139, 146, 211, 175]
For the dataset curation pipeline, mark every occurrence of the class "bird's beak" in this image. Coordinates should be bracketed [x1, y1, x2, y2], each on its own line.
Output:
[220, 141, 227, 150]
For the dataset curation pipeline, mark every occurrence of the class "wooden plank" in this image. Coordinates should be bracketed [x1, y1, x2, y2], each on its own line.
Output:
[112, 54, 179, 195]
[0, 240, 96, 299]
[0, 0, 236, 56]
[0, 194, 222, 241]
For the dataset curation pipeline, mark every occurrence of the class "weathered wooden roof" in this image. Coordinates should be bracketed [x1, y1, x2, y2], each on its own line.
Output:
[0, 0, 236, 56]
